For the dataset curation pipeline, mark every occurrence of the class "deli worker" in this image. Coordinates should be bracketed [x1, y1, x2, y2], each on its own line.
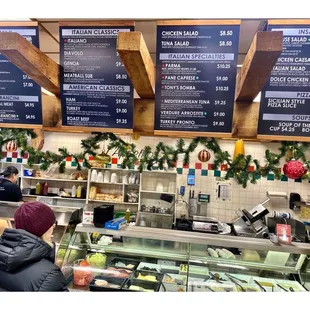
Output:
[0, 166, 23, 202]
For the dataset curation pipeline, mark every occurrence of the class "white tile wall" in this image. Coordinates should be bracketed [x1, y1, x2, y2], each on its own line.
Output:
[43, 132, 310, 223]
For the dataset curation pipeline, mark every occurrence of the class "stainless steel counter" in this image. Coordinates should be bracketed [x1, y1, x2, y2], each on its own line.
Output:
[75, 223, 310, 255]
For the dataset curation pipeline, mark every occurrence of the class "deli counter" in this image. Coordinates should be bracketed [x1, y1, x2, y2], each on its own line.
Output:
[59, 224, 310, 292]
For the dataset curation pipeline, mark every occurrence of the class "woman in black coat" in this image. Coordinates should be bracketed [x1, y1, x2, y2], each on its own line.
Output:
[0, 202, 68, 291]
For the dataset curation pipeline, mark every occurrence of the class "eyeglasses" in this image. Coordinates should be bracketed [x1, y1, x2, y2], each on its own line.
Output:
[54, 220, 58, 228]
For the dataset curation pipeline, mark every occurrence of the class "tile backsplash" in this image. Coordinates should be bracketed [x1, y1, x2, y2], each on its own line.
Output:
[2, 131, 310, 223]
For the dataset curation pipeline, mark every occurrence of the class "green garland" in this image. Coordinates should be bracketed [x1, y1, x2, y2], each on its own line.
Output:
[1, 128, 310, 188]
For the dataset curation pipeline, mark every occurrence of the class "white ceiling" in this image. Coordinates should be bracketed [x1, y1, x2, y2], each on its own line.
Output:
[34, 19, 265, 66]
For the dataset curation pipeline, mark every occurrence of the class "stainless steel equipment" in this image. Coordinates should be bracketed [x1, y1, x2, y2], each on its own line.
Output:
[232, 191, 288, 239]
[232, 204, 270, 238]
[192, 215, 231, 235]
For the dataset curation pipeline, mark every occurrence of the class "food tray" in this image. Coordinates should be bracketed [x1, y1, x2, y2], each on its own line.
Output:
[249, 276, 277, 292]
[189, 280, 237, 292]
[122, 279, 160, 292]
[108, 258, 139, 270]
[218, 272, 251, 284]
[274, 279, 307, 292]
[132, 270, 163, 283]
[137, 262, 161, 273]
[102, 266, 133, 279]
[89, 276, 126, 292]
[235, 284, 260, 292]
[162, 273, 187, 285]
[179, 264, 209, 279]
[160, 283, 186, 292]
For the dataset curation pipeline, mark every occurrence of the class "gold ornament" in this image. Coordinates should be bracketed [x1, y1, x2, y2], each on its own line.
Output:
[132, 133, 140, 140]
[95, 151, 111, 164]
[233, 139, 245, 160]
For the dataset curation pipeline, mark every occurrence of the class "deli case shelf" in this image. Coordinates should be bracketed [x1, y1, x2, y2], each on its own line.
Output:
[59, 224, 310, 292]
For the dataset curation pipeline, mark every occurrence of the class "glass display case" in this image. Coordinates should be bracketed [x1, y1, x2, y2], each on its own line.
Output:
[60, 224, 310, 292]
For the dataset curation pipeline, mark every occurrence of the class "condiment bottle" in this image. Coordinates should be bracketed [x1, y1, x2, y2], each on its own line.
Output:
[43, 182, 49, 196]
[35, 182, 41, 195]
[125, 208, 130, 224]
[76, 185, 82, 198]
[71, 185, 77, 198]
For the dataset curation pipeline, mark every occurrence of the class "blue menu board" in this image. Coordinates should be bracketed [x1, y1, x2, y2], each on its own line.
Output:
[155, 23, 240, 133]
[0, 26, 42, 126]
[258, 24, 310, 137]
[60, 25, 134, 130]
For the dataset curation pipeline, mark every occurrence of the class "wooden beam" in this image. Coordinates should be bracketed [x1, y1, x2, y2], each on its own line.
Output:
[42, 95, 61, 128]
[235, 31, 283, 102]
[29, 129, 45, 150]
[133, 99, 155, 134]
[154, 130, 232, 139]
[59, 21, 134, 26]
[268, 19, 310, 25]
[232, 101, 260, 139]
[0, 22, 38, 27]
[0, 32, 60, 95]
[257, 135, 310, 142]
[157, 20, 241, 26]
[117, 32, 155, 99]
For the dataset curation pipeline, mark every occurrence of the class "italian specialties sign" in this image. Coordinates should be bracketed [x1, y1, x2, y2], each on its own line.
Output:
[155, 21, 240, 135]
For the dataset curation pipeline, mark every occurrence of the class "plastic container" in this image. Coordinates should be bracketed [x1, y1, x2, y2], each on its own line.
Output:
[24, 169, 35, 177]
[108, 258, 139, 270]
[132, 270, 163, 283]
[89, 276, 126, 291]
[43, 182, 48, 195]
[249, 276, 277, 292]
[71, 185, 76, 197]
[125, 208, 130, 223]
[73, 259, 94, 286]
[86, 252, 107, 269]
[189, 280, 237, 292]
[122, 279, 160, 292]
[35, 182, 41, 195]
[274, 279, 306, 292]
[103, 266, 133, 279]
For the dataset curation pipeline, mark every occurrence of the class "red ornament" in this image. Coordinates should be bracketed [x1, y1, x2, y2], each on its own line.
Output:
[283, 159, 307, 179]
[198, 150, 211, 163]
[5, 140, 18, 152]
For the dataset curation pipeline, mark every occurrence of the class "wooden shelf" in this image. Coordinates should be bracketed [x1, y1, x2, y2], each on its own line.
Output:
[88, 199, 138, 205]
[140, 190, 176, 195]
[22, 176, 88, 183]
[23, 194, 86, 201]
[90, 181, 124, 185]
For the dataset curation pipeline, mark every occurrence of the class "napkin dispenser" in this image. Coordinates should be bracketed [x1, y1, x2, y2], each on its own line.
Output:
[93, 205, 114, 228]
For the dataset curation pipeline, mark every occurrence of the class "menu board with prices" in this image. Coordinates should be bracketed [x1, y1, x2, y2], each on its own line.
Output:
[258, 23, 310, 139]
[155, 21, 240, 135]
[0, 25, 42, 127]
[60, 24, 134, 131]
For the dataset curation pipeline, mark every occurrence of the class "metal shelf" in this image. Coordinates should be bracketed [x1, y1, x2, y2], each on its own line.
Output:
[23, 194, 86, 201]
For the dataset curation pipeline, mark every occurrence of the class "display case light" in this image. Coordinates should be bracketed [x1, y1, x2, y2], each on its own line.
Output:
[217, 263, 248, 270]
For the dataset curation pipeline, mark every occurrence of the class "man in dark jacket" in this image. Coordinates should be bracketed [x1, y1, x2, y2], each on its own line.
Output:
[0, 202, 68, 291]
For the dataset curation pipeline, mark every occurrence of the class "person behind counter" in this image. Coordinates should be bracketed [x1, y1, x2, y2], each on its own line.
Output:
[0, 166, 23, 202]
[0, 201, 68, 291]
